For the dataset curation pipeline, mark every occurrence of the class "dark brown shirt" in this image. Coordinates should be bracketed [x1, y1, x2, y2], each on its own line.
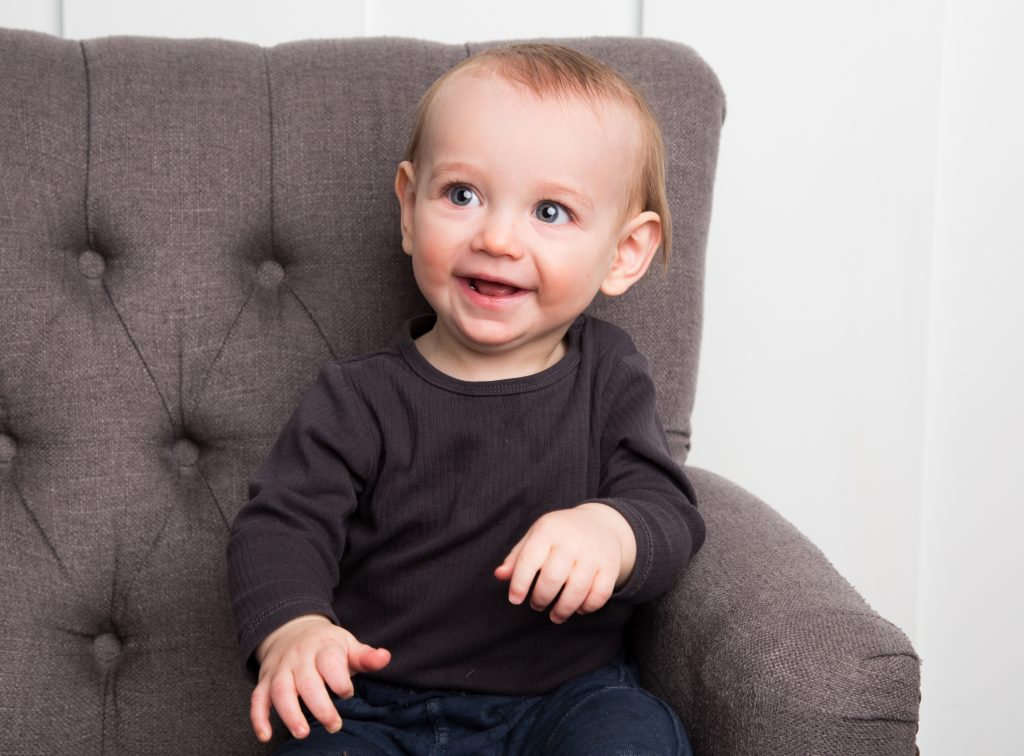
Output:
[228, 314, 704, 694]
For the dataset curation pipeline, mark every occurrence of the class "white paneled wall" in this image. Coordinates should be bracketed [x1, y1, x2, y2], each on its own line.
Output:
[61, 0, 365, 45]
[645, 0, 941, 647]
[0, 0, 60, 35]
[5, 1, 641, 45]
[2, 1, 1022, 752]
[916, 1, 1024, 752]
[364, 0, 640, 44]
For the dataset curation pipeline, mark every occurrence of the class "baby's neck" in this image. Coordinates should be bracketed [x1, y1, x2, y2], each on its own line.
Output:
[414, 327, 568, 382]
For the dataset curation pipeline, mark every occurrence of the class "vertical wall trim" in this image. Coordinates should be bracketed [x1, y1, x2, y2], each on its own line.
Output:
[916, 0, 951, 654]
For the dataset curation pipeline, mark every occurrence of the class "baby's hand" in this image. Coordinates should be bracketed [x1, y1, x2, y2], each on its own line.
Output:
[494, 503, 637, 624]
[250, 614, 391, 743]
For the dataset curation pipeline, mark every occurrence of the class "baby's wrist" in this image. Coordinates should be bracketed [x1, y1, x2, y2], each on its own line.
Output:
[576, 502, 638, 586]
[255, 613, 332, 663]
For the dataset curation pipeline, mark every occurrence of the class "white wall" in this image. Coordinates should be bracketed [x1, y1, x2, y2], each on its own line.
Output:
[917, 1, 1024, 752]
[646, 0, 940, 647]
[60, 0, 365, 45]
[3, 0, 640, 44]
[0, 0, 60, 35]
[362, 0, 640, 43]
[2, 1, 1021, 752]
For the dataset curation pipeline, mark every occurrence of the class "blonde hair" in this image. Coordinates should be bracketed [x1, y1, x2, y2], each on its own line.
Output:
[403, 43, 672, 265]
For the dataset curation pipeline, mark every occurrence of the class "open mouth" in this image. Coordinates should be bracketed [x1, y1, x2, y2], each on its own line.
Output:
[466, 278, 523, 297]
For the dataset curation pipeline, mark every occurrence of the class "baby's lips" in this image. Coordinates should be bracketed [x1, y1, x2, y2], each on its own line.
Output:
[471, 278, 521, 297]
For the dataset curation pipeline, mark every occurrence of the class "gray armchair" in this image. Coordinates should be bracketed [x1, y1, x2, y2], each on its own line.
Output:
[0, 28, 920, 755]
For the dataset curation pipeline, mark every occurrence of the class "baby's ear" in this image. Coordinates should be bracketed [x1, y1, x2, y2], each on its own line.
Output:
[600, 211, 661, 297]
[395, 161, 417, 256]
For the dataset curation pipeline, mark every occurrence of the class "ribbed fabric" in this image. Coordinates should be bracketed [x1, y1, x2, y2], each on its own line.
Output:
[228, 314, 704, 694]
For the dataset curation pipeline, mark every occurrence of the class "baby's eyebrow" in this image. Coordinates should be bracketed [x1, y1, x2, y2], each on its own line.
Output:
[430, 161, 478, 180]
[535, 181, 594, 213]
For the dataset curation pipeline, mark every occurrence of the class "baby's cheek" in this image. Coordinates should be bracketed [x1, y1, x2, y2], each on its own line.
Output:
[410, 234, 454, 280]
[538, 266, 599, 309]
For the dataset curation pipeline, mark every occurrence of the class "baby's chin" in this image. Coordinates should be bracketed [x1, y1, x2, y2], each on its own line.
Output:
[447, 318, 554, 351]
[455, 324, 570, 367]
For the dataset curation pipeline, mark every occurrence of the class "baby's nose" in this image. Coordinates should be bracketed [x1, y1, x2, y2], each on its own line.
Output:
[473, 209, 525, 259]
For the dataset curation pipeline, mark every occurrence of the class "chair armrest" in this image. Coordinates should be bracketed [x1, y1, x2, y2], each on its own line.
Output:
[630, 467, 920, 756]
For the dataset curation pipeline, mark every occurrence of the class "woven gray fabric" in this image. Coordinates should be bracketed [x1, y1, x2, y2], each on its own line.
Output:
[0, 27, 918, 755]
[631, 469, 921, 754]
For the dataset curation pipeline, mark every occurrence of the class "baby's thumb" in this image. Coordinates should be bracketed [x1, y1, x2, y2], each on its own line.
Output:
[493, 561, 513, 581]
[494, 538, 525, 581]
[350, 644, 391, 673]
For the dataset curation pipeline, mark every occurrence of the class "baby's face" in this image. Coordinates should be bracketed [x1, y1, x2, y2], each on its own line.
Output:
[396, 71, 647, 368]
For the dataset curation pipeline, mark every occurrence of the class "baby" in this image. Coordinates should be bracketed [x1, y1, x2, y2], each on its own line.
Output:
[228, 42, 706, 755]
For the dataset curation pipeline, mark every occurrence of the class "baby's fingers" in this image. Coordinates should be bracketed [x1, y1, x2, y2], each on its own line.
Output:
[494, 537, 526, 582]
[529, 550, 575, 611]
[250, 682, 274, 743]
[577, 567, 617, 616]
[548, 562, 600, 624]
[295, 663, 342, 735]
[507, 539, 552, 606]
[269, 671, 312, 740]
[317, 644, 356, 700]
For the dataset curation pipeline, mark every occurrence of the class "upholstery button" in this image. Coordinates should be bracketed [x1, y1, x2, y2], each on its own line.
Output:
[172, 438, 200, 466]
[0, 434, 15, 463]
[78, 249, 106, 279]
[93, 632, 122, 669]
[256, 260, 285, 289]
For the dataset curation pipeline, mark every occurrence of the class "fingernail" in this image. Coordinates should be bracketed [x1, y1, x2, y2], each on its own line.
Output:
[257, 728, 270, 742]
[328, 720, 342, 734]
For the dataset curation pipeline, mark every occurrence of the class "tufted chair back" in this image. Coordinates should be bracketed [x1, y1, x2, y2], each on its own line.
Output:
[0, 29, 724, 754]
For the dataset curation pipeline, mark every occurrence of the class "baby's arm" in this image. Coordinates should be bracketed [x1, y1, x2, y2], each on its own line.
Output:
[493, 503, 637, 623]
[495, 333, 705, 620]
[249, 614, 391, 743]
[228, 364, 386, 740]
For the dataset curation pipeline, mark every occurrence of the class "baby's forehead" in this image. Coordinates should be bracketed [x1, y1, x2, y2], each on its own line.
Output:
[426, 68, 641, 152]
[433, 66, 618, 116]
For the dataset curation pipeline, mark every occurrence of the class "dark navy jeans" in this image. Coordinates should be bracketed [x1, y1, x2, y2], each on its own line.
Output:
[275, 655, 693, 755]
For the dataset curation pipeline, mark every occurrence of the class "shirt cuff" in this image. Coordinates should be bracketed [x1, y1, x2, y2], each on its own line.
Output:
[585, 497, 653, 604]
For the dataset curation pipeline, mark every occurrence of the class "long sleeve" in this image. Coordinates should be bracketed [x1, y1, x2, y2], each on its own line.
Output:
[226, 362, 379, 675]
[594, 350, 705, 605]
[225, 315, 705, 694]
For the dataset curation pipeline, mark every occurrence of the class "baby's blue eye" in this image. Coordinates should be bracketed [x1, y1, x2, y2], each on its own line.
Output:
[447, 185, 479, 207]
[536, 201, 570, 225]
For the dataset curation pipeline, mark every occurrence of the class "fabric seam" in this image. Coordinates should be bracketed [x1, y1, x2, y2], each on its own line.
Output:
[262, 47, 276, 260]
[79, 40, 93, 250]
